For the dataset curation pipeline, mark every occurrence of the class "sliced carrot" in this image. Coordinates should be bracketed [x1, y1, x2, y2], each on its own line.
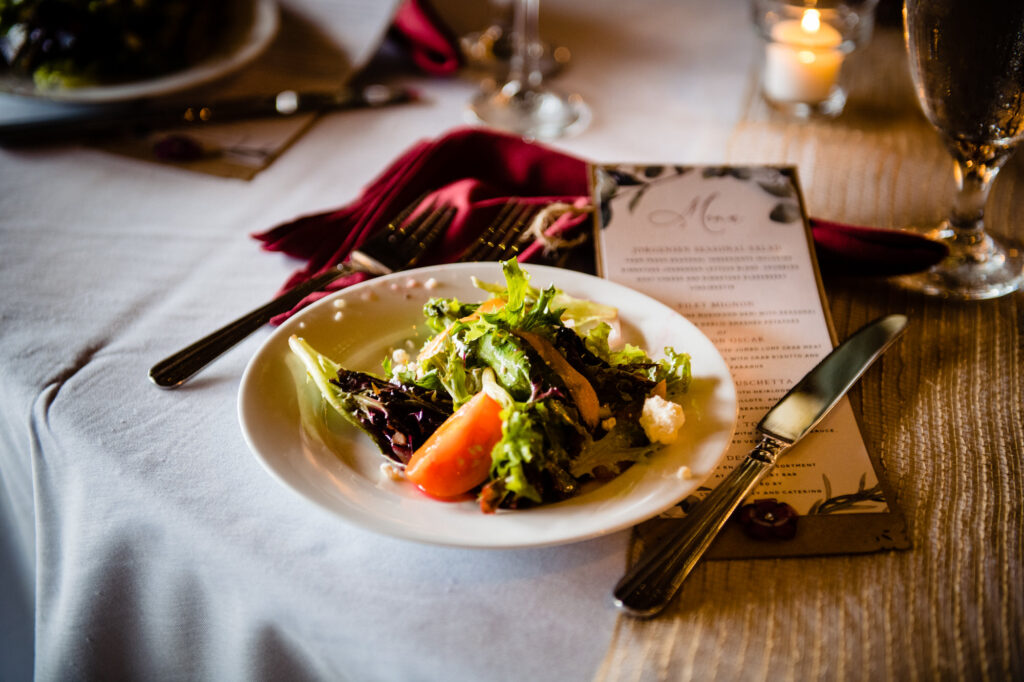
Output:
[405, 391, 504, 498]
[515, 330, 600, 429]
[471, 297, 508, 318]
[417, 297, 507, 362]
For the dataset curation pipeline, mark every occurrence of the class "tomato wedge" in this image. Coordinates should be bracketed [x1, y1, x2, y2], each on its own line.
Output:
[405, 391, 504, 498]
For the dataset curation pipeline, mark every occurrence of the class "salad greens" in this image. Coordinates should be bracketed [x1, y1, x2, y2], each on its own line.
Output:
[292, 260, 691, 513]
[0, 0, 225, 88]
[290, 336, 452, 465]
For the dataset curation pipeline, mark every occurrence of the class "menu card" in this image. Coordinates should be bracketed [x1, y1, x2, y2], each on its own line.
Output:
[591, 164, 908, 558]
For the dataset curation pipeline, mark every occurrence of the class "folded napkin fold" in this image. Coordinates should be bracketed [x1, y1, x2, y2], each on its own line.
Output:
[254, 127, 591, 322]
[809, 218, 948, 276]
[254, 127, 948, 323]
[388, 0, 462, 76]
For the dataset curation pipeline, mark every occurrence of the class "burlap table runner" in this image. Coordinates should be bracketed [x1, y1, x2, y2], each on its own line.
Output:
[596, 29, 1023, 680]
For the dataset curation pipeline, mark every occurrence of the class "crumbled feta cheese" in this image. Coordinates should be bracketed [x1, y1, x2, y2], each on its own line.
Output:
[390, 349, 411, 375]
[639, 394, 686, 444]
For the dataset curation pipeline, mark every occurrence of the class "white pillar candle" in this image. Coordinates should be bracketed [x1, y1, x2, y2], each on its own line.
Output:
[763, 9, 844, 103]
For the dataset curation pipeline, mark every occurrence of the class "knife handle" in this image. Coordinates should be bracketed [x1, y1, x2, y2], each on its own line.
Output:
[148, 264, 355, 388]
[613, 436, 788, 617]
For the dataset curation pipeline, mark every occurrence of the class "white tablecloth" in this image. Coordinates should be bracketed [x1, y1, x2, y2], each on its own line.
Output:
[0, 1, 754, 679]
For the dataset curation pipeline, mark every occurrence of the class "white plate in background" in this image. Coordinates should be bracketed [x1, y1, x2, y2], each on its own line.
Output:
[0, 0, 279, 103]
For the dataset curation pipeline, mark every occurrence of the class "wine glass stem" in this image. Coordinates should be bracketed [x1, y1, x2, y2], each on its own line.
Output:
[508, 0, 542, 91]
[949, 156, 1003, 251]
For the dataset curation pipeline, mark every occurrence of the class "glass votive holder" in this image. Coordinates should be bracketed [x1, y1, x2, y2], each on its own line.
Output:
[752, 0, 878, 119]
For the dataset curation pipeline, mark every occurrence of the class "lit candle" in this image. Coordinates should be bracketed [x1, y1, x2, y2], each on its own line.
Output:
[763, 9, 844, 103]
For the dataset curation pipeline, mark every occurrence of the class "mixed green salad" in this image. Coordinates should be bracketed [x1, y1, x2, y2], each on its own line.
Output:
[0, 0, 226, 88]
[290, 261, 692, 513]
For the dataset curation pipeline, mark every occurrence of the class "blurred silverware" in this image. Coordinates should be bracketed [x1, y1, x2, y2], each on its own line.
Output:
[0, 84, 418, 146]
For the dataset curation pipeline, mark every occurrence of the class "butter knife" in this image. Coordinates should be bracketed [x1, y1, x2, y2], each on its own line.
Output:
[613, 313, 908, 617]
[0, 84, 417, 146]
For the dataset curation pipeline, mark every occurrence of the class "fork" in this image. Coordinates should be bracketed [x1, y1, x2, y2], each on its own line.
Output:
[149, 200, 457, 388]
[460, 200, 541, 261]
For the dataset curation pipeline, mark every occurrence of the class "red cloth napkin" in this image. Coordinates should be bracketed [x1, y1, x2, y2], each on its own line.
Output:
[254, 127, 948, 323]
[388, 0, 462, 76]
[810, 218, 947, 276]
[253, 127, 591, 322]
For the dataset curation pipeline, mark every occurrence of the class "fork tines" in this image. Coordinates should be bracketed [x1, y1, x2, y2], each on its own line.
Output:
[462, 201, 542, 262]
[387, 201, 457, 268]
[350, 195, 457, 275]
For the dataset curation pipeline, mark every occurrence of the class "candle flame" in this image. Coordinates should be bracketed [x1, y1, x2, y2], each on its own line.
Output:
[801, 9, 821, 33]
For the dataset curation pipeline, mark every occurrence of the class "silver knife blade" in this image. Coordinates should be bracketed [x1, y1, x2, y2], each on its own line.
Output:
[613, 313, 908, 617]
[758, 313, 908, 443]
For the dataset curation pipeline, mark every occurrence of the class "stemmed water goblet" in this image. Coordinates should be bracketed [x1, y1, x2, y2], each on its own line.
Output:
[467, 0, 589, 139]
[899, 0, 1024, 299]
[459, 0, 569, 78]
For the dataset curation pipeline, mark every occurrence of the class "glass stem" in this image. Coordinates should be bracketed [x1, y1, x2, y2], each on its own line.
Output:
[942, 150, 1007, 258]
[508, 0, 542, 92]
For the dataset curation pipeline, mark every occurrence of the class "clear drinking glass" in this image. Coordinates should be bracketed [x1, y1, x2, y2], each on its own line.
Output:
[459, 0, 569, 78]
[899, 0, 1024, 299]
[467, 0, 589, 139]
[752, 0, 878, 120]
